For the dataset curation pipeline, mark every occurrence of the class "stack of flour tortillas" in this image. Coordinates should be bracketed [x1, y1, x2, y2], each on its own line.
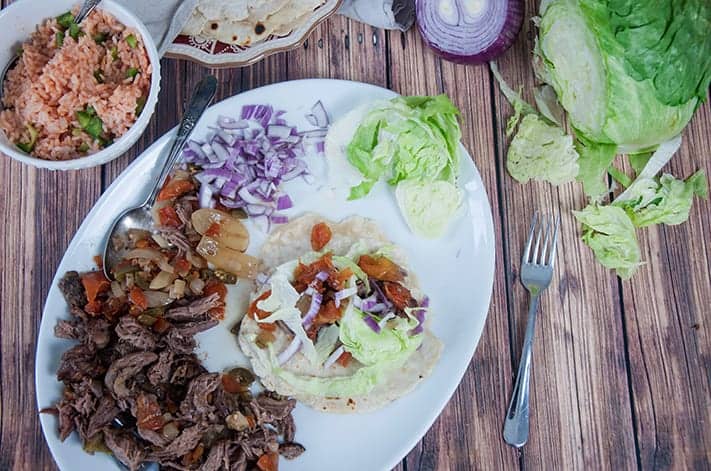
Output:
[182, 0, 413, 47]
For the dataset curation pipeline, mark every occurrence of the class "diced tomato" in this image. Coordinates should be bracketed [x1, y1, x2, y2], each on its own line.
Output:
[136, 394, 164, 431]
[205, 222, 221, 237]
[221, 374, 245, 394]
[182, 444, 205, 466]
[204, 280, 227, 319]
[152, 317, 170, 334]
[84, 300, 103, 315]
[248, 290, 272, 320]
[382, 281, 416, 310]
[256, 452, 279, 471]
[93, 255, 103, 269]
[336, 351, 352, 367]
[357, 255, 404, 282]
[157, 178, 194, 202]
[293, 253, 334, 292]
[158, 206, 181, 228]
[315, 299, 342, 325]
[173, 257, 191, 276]
[310, 222, 332, 251]
[328, 267, 354, 291]
[128, 286, 148, 311]
[246, 415, 256, 429]
[134, 239, 151, 249]
[81, 271, 110, 304]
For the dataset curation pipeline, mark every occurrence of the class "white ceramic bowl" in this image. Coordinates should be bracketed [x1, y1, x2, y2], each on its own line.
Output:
[0, 0, 161, 170]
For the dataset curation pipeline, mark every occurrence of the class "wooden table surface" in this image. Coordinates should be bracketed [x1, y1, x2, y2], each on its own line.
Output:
[1, 2, 710, 469]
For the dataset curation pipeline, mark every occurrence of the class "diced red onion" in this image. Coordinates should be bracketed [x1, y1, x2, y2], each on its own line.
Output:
[276, 195, 293, 210]
[277, 336, 302, 364]
[378, 312, 395, 329]
[334, 287, 358, 308]
[323, 346, 345, 369]
[352, 296, 362, 309]
[315, 271, 329, 282]
[363, 315, 381, 333]
[416, 0, 524, 65]
[180, 102, 325, 224]
[302, 292, 323, 328]
[409, 324, 424, 336]
[199, 184, 214, 208]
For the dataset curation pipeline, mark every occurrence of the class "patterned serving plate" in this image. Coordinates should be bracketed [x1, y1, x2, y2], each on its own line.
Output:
[165, 0, 343, 68]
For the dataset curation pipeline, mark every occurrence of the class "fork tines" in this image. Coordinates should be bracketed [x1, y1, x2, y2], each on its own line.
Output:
[522, 211, 560, 267]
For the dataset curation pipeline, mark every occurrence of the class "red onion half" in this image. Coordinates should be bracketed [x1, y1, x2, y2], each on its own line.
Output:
[416, 0, 524, 64]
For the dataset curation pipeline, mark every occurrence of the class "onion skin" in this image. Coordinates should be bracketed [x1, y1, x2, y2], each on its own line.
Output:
[416, 0, 524, 65]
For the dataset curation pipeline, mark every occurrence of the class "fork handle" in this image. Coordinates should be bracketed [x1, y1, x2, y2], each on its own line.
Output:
[503, 294, 540, 448]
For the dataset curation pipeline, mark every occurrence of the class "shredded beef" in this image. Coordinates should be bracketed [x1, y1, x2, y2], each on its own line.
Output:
[103, 428, 146, 471]
[165, 293, 221, 321]
[115, 316, 157, 351]
[279, 442, 306, 460]
[47, 246, 303, 470]
[59, 271, 87, 309]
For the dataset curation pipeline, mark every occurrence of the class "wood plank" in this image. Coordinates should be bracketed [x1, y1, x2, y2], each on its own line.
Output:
[490, 1, 638, 468]
[621, 99, 711, 469]
[388, 27, 518, 470]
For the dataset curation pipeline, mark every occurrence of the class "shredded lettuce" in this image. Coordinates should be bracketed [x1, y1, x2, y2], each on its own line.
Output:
[574, 138, 617, 202]
[339, 306, 421, 366]
[574, 205, 641, 279]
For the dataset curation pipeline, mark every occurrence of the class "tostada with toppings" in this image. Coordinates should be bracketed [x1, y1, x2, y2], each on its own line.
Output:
[238, 213, 443, 413]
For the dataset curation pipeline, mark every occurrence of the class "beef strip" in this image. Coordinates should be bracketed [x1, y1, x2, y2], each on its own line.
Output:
[104, 352, 158, 398]
[59, 271, 87, 309]
[56, 399, 77, 441]
[170, 357, 206, 386]
[85, 318, 111, 349]
[161, 227, 192, 253]
[237, 427, 278, 461]
[115, 316, 157, 351]
[180, 373, 221, 419]
[147, 350, 175, 386]
[202, 440, 227, 471]
[57, 344, 104, 382]
[165, 293, 221, 321]
[279, 442, 306, 460]
[54, 319, 83, 341]
[148, 422, 206, 461]
[175, 318, 219, 336]
[103, 428, 146, 471]
[137, 427, 171, 448]
[255, 393, 296, 421]
[163, 328, 197, 354]
[86, 396, 119, 439]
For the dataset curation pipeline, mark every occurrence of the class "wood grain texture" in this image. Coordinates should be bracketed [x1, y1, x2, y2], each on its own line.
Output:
[1, 2, 710, 471]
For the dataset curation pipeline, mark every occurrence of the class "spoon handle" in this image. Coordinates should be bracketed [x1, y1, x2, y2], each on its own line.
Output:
[75, 0, 103, 23]
[146, 75, 218, 206]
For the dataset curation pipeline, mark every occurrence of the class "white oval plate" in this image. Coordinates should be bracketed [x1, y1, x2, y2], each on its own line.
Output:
[35, 79, 495, 471]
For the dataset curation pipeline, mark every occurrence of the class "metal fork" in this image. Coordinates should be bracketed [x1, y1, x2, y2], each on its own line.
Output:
[503, 211, 560, 448]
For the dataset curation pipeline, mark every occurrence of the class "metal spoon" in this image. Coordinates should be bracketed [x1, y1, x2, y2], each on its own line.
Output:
[102, 75, 218, 279]
[0, 0, 103, 102]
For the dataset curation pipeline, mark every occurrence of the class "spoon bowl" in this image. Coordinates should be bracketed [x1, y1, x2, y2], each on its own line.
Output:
[102, 75, 218, 279]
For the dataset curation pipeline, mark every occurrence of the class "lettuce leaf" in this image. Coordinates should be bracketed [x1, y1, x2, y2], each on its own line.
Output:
[573, 204, 641, 279]
[395, 180, 462, 238]
[616, 171, 708, 227]
[506, 114, 579, 185]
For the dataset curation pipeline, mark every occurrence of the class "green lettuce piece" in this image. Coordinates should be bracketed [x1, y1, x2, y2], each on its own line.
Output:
[573, 205, 641, 279]
[574, 137, 617, 201]
[394, 180, 462, 239]
[345, 95, 463, 237]
[506, 114, 579, 185]
[617, 171, 708, 227]
[490, 62, 538, 136]
[346, 95, 461, 199]
[339, 306, 421, 366]
[538, 0, 708, 152]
